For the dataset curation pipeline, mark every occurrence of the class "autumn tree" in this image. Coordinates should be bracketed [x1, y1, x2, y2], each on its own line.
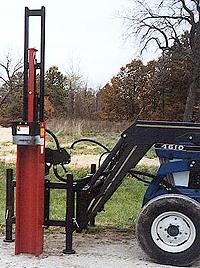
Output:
[100, 34, 193, 122]
[123, 0, 200, 121]
[100, 59, 157, 120]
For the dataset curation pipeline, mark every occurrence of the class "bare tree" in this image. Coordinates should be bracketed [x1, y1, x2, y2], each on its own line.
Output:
[0, 54, 23, 107]
[123, 0, 200, 121]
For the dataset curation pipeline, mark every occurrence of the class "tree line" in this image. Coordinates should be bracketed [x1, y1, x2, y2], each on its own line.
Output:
[0, 34, 199, 124]
[1, 0, 200, 123]
[0, 63, 100, 124]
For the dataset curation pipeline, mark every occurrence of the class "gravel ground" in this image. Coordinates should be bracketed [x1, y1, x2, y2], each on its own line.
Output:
[1, 229, 193, 268]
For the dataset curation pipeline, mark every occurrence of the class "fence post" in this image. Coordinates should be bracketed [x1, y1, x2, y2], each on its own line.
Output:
[63, 174, 75, 254]
[89, 164, 97, 227]
[4, 169, 15, 242]
[44, 179, 50, 227]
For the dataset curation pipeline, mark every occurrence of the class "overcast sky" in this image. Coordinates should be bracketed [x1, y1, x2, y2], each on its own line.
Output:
[0, 0, 153, 88]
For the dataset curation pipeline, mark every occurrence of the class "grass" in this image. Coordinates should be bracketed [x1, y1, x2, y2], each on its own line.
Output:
[0, 164, 157, 232]
[95, 165, 157, 228]
[145, 147, 156, 159]
[0, 141, 11, 147]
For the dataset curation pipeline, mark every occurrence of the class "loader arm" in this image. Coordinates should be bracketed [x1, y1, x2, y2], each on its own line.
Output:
[81, 120, 200, 226]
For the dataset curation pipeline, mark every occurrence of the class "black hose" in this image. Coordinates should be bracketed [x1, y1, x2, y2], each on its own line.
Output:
[128, 170, 152, 184]
[130, 170, 155, 179]
[46, 128, 60, 149]
[70, 138, 110, 152]
[129, 170, 180, 193]
[53, 165, 67, 183]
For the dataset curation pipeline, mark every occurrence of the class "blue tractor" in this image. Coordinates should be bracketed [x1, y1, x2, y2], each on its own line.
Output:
[47, 120, 200, 266]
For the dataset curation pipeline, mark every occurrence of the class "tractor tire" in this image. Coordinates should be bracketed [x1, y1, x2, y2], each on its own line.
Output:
[136, 194, 200, 267]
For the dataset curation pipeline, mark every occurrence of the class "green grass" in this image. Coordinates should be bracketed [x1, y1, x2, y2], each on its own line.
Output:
[145, 147, 156, 159]
[40, 166, 156, 228]
[96, 177, 146, 228]
[48, 176, 147, 228]
[0, 164, 157, 231]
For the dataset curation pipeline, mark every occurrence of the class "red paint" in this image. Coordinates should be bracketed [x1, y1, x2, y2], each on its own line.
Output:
[15, 144, 45, 255]
[28, 48, 37, 122]
[15, 48, 45, 256]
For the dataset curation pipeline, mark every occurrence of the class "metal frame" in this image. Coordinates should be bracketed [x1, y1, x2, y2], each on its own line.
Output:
[6, 119, 200, 253]
[23, 6, 45, 121]
[13, 6, 46, 256]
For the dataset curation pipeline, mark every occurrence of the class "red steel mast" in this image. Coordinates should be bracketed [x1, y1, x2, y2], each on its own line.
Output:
[13, 6, 46, 256]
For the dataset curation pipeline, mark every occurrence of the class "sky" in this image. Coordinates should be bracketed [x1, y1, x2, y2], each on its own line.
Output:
[0, 0, 154, 88]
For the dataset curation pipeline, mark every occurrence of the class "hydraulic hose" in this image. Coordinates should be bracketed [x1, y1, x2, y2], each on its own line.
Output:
[46, 128, 60, 149]
[70, 138, 110, 152]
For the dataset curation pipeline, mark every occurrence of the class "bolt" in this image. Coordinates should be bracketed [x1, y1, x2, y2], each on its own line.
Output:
[179, 232, 182, 235]
[190, 164, 193, 167]
[174, 218, 177, 220]
[160, 227, 162, 229]
[122, 134, 127, 138]
[185, 233, 188, 235]
[164, 228, 167, 231]
[189, 136, 193, 140]
[174, 237, 177, 240]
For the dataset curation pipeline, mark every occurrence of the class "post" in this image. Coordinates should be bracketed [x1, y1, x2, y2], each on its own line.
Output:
[63, 174, 75, 254]
[44, 179, 50, 227]
[90, 164, 96, 227]
[4, 169, 15, 242]
[14, 7, 46, 256]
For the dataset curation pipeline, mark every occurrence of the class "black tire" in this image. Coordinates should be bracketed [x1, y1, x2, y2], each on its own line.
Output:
[136, 194, 200, 267]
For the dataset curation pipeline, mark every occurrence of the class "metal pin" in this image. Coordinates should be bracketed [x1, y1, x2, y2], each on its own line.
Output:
[73, 218, 80, 228]
[5, 209, 9, 220]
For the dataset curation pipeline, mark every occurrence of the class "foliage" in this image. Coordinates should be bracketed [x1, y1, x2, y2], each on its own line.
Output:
[45, 66, 98, 119]
[123, 0, 200, 121]
[45, 66, 68, 117]
[0, 71, 23, 123]
[100, 59, 157, 120]
[0, 64, 98, 123]
[100, 32, 195, 121]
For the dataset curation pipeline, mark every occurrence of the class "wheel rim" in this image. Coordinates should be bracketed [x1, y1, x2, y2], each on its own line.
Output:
[151, 211, 196, 253]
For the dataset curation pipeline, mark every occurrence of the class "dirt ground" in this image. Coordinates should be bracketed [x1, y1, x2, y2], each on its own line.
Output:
[1, 228, 196, 268]
[0, 127, 176, 268]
